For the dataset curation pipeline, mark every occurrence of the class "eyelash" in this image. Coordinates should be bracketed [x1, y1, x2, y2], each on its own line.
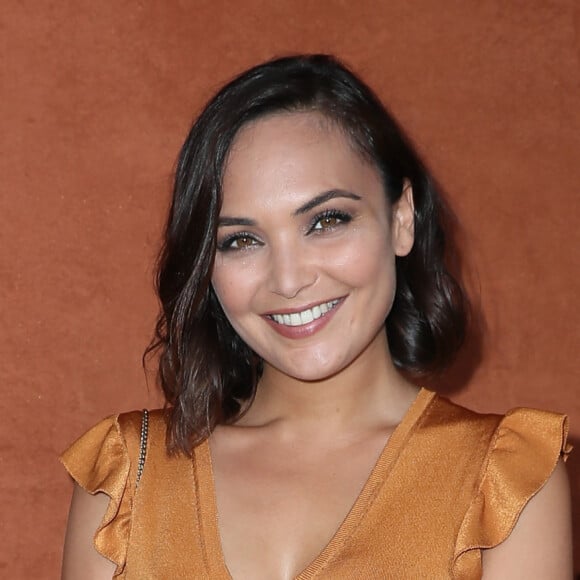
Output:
[308, 209, 352, 234]
[216, 208, 353, 252]
[217, 231, 259, 252]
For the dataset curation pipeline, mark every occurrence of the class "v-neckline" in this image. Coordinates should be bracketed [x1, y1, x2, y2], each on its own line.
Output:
[192, 387, 435, 580]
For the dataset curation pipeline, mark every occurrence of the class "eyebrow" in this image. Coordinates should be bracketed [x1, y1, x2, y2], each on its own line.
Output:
[218, 189, 362, 227]
[294, 189, 362, 215]
[217, 216, 257, 227]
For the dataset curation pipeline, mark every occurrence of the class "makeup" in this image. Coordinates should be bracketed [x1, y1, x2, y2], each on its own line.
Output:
[263, 297, 345, 339]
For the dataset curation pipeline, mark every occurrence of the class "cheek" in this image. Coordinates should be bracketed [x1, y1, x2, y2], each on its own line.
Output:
[324, 229, 395, 285]
[211, 259, 260, 317]
[326, 232, 397, 331]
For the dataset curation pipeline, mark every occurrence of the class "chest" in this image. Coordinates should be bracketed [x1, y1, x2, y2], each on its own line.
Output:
[209, 435, 391, 580]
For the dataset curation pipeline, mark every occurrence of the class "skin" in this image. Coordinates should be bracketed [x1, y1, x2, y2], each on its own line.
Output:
[62, 112, 573, 579]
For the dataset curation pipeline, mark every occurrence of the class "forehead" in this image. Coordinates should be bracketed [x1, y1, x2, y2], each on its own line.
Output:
[226, 111, 357, 166]
[221, 112, 383, 210]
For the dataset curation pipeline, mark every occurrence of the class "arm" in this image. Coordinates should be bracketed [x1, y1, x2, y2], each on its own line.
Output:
[481, 459, 573, 579]
[62, 483, 117, 580]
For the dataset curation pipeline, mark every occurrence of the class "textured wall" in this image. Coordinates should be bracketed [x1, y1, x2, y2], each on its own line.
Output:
[1, 1, 579, 577]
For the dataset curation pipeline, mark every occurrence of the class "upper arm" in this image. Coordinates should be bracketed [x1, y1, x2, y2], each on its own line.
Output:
[62, 483, 117, 580]
[481, 458, 573, 579]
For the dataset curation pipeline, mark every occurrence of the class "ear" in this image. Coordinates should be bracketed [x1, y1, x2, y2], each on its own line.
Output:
[391, 179, 415, 257]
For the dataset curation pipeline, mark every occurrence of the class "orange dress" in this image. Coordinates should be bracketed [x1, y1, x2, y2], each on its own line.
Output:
[61, 388, 571, 579]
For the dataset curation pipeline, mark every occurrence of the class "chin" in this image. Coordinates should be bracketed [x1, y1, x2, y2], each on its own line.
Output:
[271, 351, 350, 383]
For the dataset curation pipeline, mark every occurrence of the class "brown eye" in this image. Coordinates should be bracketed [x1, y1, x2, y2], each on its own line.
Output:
[312, 211, 351, 232]
[235, 236, 254, 248]
[228, 235, 259, 250]
[318, 216, 338, 229]
[217, 232, 261, 252]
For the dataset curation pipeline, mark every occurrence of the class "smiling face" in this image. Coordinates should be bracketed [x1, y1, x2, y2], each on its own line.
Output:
[211, 112, 414, 383]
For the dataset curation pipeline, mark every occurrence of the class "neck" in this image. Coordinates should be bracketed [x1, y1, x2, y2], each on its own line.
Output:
[238, 332, 419, 437]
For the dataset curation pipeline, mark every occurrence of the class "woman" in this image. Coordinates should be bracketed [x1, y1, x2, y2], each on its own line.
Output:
[61, 55, 573, 579]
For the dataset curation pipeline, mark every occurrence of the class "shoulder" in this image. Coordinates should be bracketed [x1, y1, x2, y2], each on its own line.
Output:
[60, 409, 167, 578]
[424, 393, 571, 463]
[428, 394, 574, 577]
[61, 410, 166, 478]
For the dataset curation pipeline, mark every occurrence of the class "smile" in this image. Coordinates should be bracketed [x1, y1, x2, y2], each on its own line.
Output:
[268, 299, 341, 327]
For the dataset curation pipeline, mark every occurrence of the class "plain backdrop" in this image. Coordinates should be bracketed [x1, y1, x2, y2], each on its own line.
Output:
[1, 1, 579, 577]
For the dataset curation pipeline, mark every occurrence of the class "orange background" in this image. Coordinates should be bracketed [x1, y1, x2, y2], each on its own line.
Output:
[1, 1, 579, 577]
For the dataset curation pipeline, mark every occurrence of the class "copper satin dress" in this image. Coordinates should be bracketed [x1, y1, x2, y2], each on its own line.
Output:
[61, 388, 571, 579]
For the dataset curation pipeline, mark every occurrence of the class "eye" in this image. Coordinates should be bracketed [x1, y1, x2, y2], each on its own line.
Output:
[230, 235, 255, 249]
[315, 215, 340, 229]
[217, 232, 261, 252]
[310, 209, 352, 233]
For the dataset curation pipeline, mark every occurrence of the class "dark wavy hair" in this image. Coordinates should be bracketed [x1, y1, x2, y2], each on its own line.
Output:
[146, 54, 468, 454]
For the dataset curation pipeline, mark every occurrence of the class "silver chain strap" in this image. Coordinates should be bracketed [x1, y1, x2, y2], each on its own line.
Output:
[136, 409, 149, 487]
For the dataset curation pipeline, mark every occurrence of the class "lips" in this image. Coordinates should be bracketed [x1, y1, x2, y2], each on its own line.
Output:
[263, 297, 345, 339]
[267, 299, 340, 327]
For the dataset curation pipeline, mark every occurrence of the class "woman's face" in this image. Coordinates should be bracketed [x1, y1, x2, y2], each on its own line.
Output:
[211, 112, 414, 382]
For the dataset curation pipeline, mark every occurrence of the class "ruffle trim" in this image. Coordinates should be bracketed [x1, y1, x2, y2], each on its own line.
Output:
[60, 415, 131, 576]
[452, 408, 571, 577]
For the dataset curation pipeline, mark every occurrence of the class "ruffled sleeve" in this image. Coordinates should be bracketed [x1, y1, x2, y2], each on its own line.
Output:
[60, 415, 134, 576]
[452, 408, 572, 577]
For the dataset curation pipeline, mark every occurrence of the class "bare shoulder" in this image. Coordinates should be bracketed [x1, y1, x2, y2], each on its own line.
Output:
[481, 459, 573, 579]
[62, 483, 117, 580]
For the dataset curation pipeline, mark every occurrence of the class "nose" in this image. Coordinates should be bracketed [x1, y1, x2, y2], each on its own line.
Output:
[267, 241, 318, 299]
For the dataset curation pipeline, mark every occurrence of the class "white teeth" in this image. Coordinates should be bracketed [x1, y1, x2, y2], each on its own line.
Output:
[270, 299, 339, 327]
